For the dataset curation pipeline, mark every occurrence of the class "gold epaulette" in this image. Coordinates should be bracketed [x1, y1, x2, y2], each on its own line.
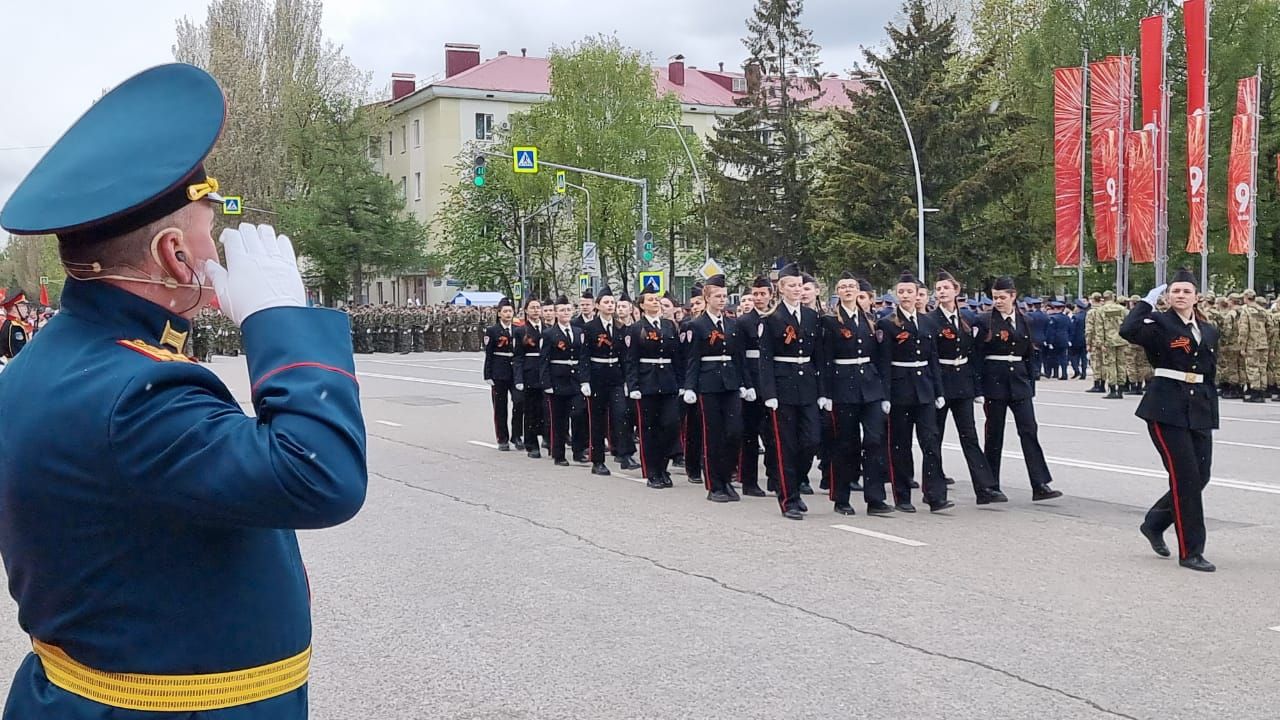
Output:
[116, 339, 194, 363]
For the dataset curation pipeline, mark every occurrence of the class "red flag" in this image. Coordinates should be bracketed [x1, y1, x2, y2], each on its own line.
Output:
[1185, 0, 1208, 112]
[1237, 76, 1260, 115]
[1185, 0, 1209, 253]
[1227, 113, 1256, 255]
[1053, 67, 1085, 266]
[1090, 58, 1127, 262]
[1126, 129, 1158, 263]
[38, 284, 49, 306]
[1139, 16, 1166, 131]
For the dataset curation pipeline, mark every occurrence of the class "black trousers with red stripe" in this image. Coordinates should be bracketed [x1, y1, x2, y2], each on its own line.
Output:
[522, 387, 545, 452]
[888, 402, 946, 505]
[698, 391, 743, 494]
[828, 402, 888, 506]
[937, 398, 997, 495]
[738, 399, 773, 492]
[766, 404, 819, 513]
[545, 393, 575, 462]
[637, 394, 679, 481]
[1145, 421, 1212, 560]
[588, 383, 627, 464]
[983, 398, 1053, 490]
[678, 402, 703, 478]
[490, 381, 523, 445]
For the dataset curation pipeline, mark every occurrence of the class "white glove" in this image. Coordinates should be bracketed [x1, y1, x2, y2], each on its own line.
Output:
[881, 401, 891, 414]
[1143, 283, 1167, 306]
[544, 387, 553, 394]
[744, 388, 757, 402]
[580, 383, 592, 397]
[818, 397, 832, 412]
[487, 379, 495, 386]
[204, 223, 306, 326]
[683, 390, 697, 404]
[764, 398, 779, 410]
[935, 397, 946, 409]
[974, 395, 983, 404]
[516, 384, 524, 391]
[629, 391, 642, 400]
[738, 387, 748, 399]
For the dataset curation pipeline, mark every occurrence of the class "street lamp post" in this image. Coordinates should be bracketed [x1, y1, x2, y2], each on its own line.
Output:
[565, 179, 591, 256]
[657, 121, 710, 261]
[856, 69, 927, 279]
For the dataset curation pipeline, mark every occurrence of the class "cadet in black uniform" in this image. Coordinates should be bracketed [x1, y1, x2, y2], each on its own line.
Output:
[877, 271, 952, 512]
[737, 276, 775, 497]
[515, 299, 546, 458]
[929, 271, 1006, 504]
[678, 283, 705, 485]
[483, 297, 522, 451]
[821, 274, 894, 515]
[570, 290, 595, 462]
[612, 291, 640, 469]
[1121, 269, 1219, 572]
[976, 277, 1063, 502]
[0, 289, 31, 361]
[581, 286, 632, 476]
[626, 287, 683, 488]
[540, 295, 589, 466]
[684, 275, 751, 503]
[758, 263, 821, 520]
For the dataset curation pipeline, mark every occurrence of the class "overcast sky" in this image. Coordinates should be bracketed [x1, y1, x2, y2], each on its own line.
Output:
[0, 0, 903, 214]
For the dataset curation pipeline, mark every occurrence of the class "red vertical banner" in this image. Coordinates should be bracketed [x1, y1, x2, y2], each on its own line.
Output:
[1054, 67, 1085, 266]
[1126, 129, 1157, 263]
[1089, 58, 1125, 262]
[1237, 76, 1260, 115]
[1185, 0, 1209, 253]
[1227, 113, 1256, 255]
[1139, 16, 1166, 130]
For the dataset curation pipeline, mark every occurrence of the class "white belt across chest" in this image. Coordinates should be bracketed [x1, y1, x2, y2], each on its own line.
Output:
[492, 352, 514, 358]
[701, 355, 732, 362]
[1153, 368, 1205, 384]
[938, 357, 968, 366]
[773, 356, 812, 364]
[744, 350, 761, 359]
[891, 360, 929, 368]
[550, 359, 578, 366]
[985, 355, 1023, 362]
[590, 357, 619, 364]
[833, 357, 871, 365]
[640, 358, 672, 365]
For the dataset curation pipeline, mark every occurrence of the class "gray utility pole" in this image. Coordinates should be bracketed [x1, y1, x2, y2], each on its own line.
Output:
[1247, 64, 1261, 289]
[565, 180, 591, 265]
[856, 68, 927, 279]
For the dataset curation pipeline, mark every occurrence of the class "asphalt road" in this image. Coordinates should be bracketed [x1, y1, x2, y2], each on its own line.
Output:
[1, 351, 1278, 719]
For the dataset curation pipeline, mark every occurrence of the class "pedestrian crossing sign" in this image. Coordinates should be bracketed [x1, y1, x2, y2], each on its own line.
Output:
[222, 196, 243, 215]
[513, 147, 539, 174]
[638, 270, 665, 296]
[579, 273, 591, 293]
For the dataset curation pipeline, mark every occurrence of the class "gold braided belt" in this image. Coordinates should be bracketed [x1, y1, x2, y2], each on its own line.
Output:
[32, 639, 309, 712]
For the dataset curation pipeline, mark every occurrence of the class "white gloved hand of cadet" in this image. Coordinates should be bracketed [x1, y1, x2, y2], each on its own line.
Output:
[204, 223, 306, 327]
[1143, 284, 1167, 306]
[935, 396, 946, 409]
[516, 383, 524, 391]
[683, 389, 697, 405]
[629, 391, 642, 400]
[881, 401, 891, 415]
[818, 397, 832, 412]
[738, 387, 748, 399]
[744, 388, 757, 403]
[487, 379, 495, 386]
[580, 383, 592, 397]
[764, 398, 779, 410]
[544, 387, 553, 394]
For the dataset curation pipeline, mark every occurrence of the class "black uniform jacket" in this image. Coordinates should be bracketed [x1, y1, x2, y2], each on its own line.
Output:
[927, 307, 981, 400]
[820, 305, 886, 405]
[758, 304, 821, 406]
[974, 311, 1037, 401]
[876, 308, 944, 405]
[580, 316, 627, 388]
[1120, 301, 1219, 430]
[514, 321, 546, 389]
[684, 313, 750, 394]
[539, 324, 586, 395]
[739, 308, 765, 391]
[624, 315, 683, 396]
[482, 323, 519, 383]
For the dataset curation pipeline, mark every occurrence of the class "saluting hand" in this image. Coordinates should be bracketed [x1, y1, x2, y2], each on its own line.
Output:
[203, 223, 306, 327]
[1143, 284, 1168, 306]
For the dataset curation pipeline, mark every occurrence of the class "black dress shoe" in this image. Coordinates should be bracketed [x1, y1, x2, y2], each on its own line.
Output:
[895, 502, 917, 513]
[707, 491, 732, 503]
[661, 472, 674, 488]
[1179, 555, 1215, 572]
[591, 464, 612, 476]
[646, 478, 665, 489]
[620, 458, 642, 471]
[976, 490, 1009, 505]
[527, 450, 542, 459]
[799, 483, 814, 495]
[929, 500, 956, 513]
[1032, 486, 1063, 501]
[850, 482, 863, 491]
[818, 481, 829, 491]
[672, 456, 685, 468]
[688, 474, 703, 485]
[724, 485, 741, 501]
[1140, 524, 1171, 557]
[798, 498, 810, 512]
[833, 503, 856, 516]
[743, 486, 768, 497]
[782, 508, 804, 520]
[944, 476, 956, 485]
[573, 453, 589, 464]
[498, 442, 511, 452]
[909, 480, 920, 489]
[554, 459, 571, 467]
[867, 501, 896, 515]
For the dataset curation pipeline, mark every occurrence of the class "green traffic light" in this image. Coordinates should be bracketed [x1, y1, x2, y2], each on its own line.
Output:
[473, 175, 485, 187]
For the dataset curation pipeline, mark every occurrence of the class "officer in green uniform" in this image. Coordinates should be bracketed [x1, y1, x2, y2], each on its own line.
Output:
[0, 63, 367, 719]
[1097, 291, 1128, 398]
[1238, 289, 1269, 402]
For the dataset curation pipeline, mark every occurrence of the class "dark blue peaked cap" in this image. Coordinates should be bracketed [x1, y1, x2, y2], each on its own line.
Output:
[0, 64, 227, 239]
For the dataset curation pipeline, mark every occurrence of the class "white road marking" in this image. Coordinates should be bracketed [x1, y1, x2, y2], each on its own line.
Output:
[1218, 439, 1280, 452]
[357, 372, 488, 390]
[1219, 416, 1280, 426]
[831, 524, 928, 547]
[361, 359, 483, 373]
[467, 440, 500, 449]
[375, 420, 403, 428]
[1269, 626, 1280, 633]
[1034, 401, 1105, 411]
[1005, 419, 1139, 436]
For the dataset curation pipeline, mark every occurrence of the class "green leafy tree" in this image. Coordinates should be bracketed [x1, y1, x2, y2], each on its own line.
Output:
[0, 235, 64, 307]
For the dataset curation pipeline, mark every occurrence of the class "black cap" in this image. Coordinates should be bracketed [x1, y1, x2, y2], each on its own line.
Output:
[618, 290, 632, 303]
[801, 273, 816, 286]
[541, 297, 553, 306]
[555, 294, 571, 306]
[897, 270, 916, 285]
[662, 291, 675, 302]
[597, 285, 613, 298]
[580, 288, 594, 300]
[704, 274, 726, 288]
[778, 263, 801, 279]
[752, 275, 773, 289]
[857, 278, 873, 293]
[1170, 267, 1197, 287]
[524, 297, 540, 309]
[497, 297, 513, 309]
[839, 271, 856, 281]
[936, 270, 957, 286]
[992, 276, 1016, 292]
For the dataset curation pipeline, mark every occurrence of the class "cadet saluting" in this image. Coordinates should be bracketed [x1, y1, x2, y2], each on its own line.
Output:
[0, 64, 367, 718]
[1122, 269, 1220, 572]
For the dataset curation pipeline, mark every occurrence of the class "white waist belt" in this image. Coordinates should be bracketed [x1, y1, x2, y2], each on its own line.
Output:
[701, 355, 732, 362]
[550, 359, 578, 366]
[523, 353, 540, 358]
[640, 358, 672, 365]
[590, 357, 619, 364]
[833, 357, 871, 365]
[773, 356, 812, 364]
[492, 352, 514, 358]
[892, 360, 929, 368]
[744, 349, 761, 359]
[985, 355, 1023, 362]
[938, 357, 968, 366]
[1153, 368, 1205, 384]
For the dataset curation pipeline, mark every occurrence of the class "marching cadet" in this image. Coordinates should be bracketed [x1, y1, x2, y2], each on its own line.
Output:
[976, 277, 1063, 502]
[516, 299, 547, 458]
[930, 271, 1006, 504]
[0, 289, 32, 361]
[683, 275, 751, 503]
[540, 295, 589, 467]
[737, 275, 776, 497]
[626, 286, 683, 489]
[573, 288, 595, 329]
[612, 291, 640, 466]
[581, 286, 633, 475]
[483, 297, 523, 451]
[0, 63, 367, 719]
[678, 282, 705, 485]
[759, 263, 822, 520]
[877, 271, 952, 513]
[1122, 270, 1218, 572]
[568, 289, 595, 461]
[821, 274, 894, 515]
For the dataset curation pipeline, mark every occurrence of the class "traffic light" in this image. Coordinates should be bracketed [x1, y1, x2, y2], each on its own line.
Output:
[472, 156, 487, 187]
[636, 230, 655, 264]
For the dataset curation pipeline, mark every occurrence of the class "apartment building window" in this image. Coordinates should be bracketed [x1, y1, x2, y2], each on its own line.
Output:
[414, 172, 422, 201]
[399, 176, 407, 201]
[732, 77, 747, 93]
[475, 113, 494, 141]
[387, 131, 393, 155]
[367, 135, 381, 159]
[376, 281, 384, 304]
[413, 119, 421, 147]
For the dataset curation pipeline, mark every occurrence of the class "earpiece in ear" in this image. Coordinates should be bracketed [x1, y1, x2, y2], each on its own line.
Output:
[176, 251, 187, 262]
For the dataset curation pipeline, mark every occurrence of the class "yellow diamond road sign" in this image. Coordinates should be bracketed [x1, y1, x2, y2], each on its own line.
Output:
[513, 147, 539, 174]
[698, 258, 724, 279]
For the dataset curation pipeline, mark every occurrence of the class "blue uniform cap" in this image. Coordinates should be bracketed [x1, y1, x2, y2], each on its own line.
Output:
[0, 64, 226, 239]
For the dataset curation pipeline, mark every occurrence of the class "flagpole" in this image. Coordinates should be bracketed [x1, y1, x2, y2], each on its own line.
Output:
[1156, 0, 1171, 284]
[1079, 48, 1089, 300]
[1248, 64, 1261, 289]
[1201, 0, 1212, 289]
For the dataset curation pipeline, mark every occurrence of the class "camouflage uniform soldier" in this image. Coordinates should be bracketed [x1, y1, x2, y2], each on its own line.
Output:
[1097, 291, 1128, 398]
[1238, 289, 1270, 402]
[1268, 300, 1280, 398]
[1084, 292, 1105, 392]
[1219, 293, 1243, 397]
